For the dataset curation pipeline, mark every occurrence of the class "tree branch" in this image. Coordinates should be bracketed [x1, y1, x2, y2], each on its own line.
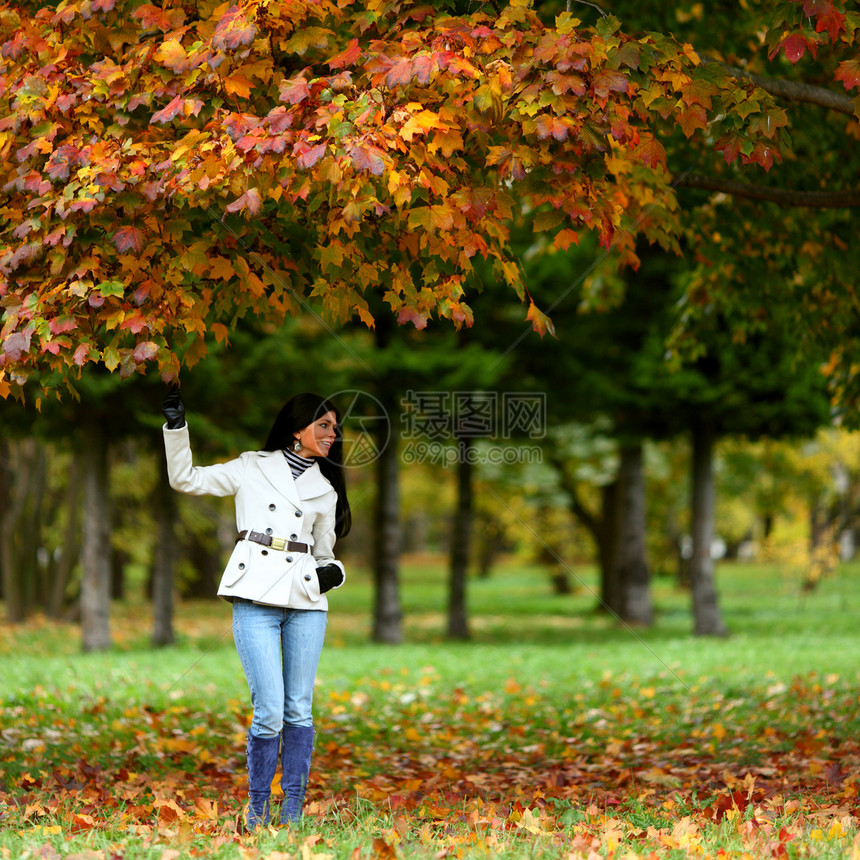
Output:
[702, 56, 856, 116]
[547, 454, 603, 541]
[673, 173, 860, 208]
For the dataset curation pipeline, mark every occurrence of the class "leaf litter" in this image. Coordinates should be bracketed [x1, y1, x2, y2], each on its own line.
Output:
[2, 666, 860, 858]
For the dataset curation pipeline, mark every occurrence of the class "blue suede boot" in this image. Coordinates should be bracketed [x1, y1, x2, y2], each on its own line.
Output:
[280, 725, 315, 824]
[246, 731, 280, 829]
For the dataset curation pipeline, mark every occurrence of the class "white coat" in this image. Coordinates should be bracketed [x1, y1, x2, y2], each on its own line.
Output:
[163, 424, 345, 609]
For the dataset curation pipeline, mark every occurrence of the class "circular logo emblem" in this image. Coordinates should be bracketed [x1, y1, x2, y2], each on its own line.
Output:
[328, 389, 391, 468]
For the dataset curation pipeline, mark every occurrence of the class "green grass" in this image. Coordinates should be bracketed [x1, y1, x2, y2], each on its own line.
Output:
[2, 558, 860, 858]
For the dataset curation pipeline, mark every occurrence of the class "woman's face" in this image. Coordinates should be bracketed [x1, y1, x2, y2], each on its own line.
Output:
[293, 410, 338, 458]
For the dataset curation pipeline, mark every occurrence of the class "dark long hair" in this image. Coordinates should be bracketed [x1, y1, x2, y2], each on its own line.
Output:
[263, 393, 351, 538]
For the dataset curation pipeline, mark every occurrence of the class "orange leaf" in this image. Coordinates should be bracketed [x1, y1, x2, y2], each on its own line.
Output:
[526, 300, 556, 338]
[327, 38, 361, 70]
[224, 74, 253, 99]
[554, 228, 580, 251]
[112, 226, 145, 254]
[632, 133, 666, 170]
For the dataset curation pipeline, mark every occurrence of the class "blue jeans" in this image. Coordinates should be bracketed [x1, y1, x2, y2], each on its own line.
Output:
[232, 600, 327, 738]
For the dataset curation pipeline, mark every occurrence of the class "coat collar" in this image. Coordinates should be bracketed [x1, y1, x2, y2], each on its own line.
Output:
[257, 450, 333, 505]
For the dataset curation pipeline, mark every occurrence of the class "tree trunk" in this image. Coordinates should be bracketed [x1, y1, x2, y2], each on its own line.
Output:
[372, 408, 402, 644]
[151, 464, 178, 646]
[598, 481, 619, 614]
[47, 458, 81, 618]
[689, 422, 728, 636]
[182, 533, 221, 598]
[611, 443, 652, 626]
[474, 511, 501, 579]
[25, 445, 47, 612]
[80, 425, 112, 651]
[0, 439, 43, 623]
[550, 456, 616, 611]
[447, 438, 472, 640]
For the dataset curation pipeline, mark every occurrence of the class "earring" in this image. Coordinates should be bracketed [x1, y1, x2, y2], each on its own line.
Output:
[293, 440, 302, 453]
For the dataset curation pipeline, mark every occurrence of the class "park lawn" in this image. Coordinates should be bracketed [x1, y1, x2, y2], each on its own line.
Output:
[1, 558, 859, 859]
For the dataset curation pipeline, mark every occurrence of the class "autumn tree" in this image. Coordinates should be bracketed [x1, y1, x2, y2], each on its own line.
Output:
[0, 0, 806, 400]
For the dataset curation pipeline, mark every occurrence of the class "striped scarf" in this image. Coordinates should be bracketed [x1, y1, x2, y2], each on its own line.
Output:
[284, 448, 314, 479]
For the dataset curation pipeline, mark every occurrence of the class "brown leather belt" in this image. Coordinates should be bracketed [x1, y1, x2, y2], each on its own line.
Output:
[236, 530, 309, 553]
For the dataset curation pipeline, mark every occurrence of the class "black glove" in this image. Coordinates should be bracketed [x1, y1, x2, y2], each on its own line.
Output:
[161, 387, 186, 429]
[316, 564, 344, 593]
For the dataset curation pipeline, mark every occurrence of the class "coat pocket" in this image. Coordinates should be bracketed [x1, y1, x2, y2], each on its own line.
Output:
[297, 558, 322, 603]
[221, 542, 252, 588]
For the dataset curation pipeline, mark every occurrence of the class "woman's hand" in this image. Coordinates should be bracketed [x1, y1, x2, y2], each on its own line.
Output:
[162, 387, 186, 429]
[315, 564, 344, 593]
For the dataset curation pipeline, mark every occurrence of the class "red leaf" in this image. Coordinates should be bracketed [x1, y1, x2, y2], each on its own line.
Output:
[211, 6, 257, 51]
[397, 305, 429, 329]
[48, 316, 77, 335]
[385, 57, 414, 87]
[741, 142, 775, 171]
[535, 115, 570, 141]
[834, 59, 860, 91]
[69, 198, 98, 213]
[112, 226, 145, 254]
[592, 70, 629, 98]
[280, 77, 311, 105]
[412, 54, 437, 85]
[779, 34, 808, 64]
[350, 144, 385, 175]
[327, 38, 361, 70]
[133, 341, 159, 363]
[2, 330, 32, 361]
[151, 95, 183, 124]
[133, 3, 172, 31]
[121, 313, 148, 334]
[225, 188, 262, 215]
[46, 145, 81, 181]
[297, 143, 327, 169]
[716, 135, 742, 164]
[73, 343, 91, 366]
[812, 2, 845, 40]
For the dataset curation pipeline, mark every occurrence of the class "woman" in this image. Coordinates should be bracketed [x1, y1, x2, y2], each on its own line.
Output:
[161, 389, 351, 828]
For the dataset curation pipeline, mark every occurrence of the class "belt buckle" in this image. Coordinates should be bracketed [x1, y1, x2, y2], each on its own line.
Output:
[270, 536, 287, 551]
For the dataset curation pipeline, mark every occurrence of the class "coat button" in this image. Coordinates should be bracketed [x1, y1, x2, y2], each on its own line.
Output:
[238, 563, 245, 570]
[286, 556, 293, 563]
[261, 550, 268, 556]
[265, 528, 273, 535]
[290, 534, 298, 541]
[304, 574, 312, 581]
[295, 510, 302, 517]
[269, 504, 276, 511]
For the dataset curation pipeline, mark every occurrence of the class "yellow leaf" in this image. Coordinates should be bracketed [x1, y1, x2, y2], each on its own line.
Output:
[209, 256, 235, 280]
[399, 109, 440, 142]
[428, 128, 464, 158]
[244, 272, 265, 298]
[155, 39, 188, 72]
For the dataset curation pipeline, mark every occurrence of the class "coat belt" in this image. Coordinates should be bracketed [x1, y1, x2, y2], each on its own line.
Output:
[236, 530, 309, 553]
